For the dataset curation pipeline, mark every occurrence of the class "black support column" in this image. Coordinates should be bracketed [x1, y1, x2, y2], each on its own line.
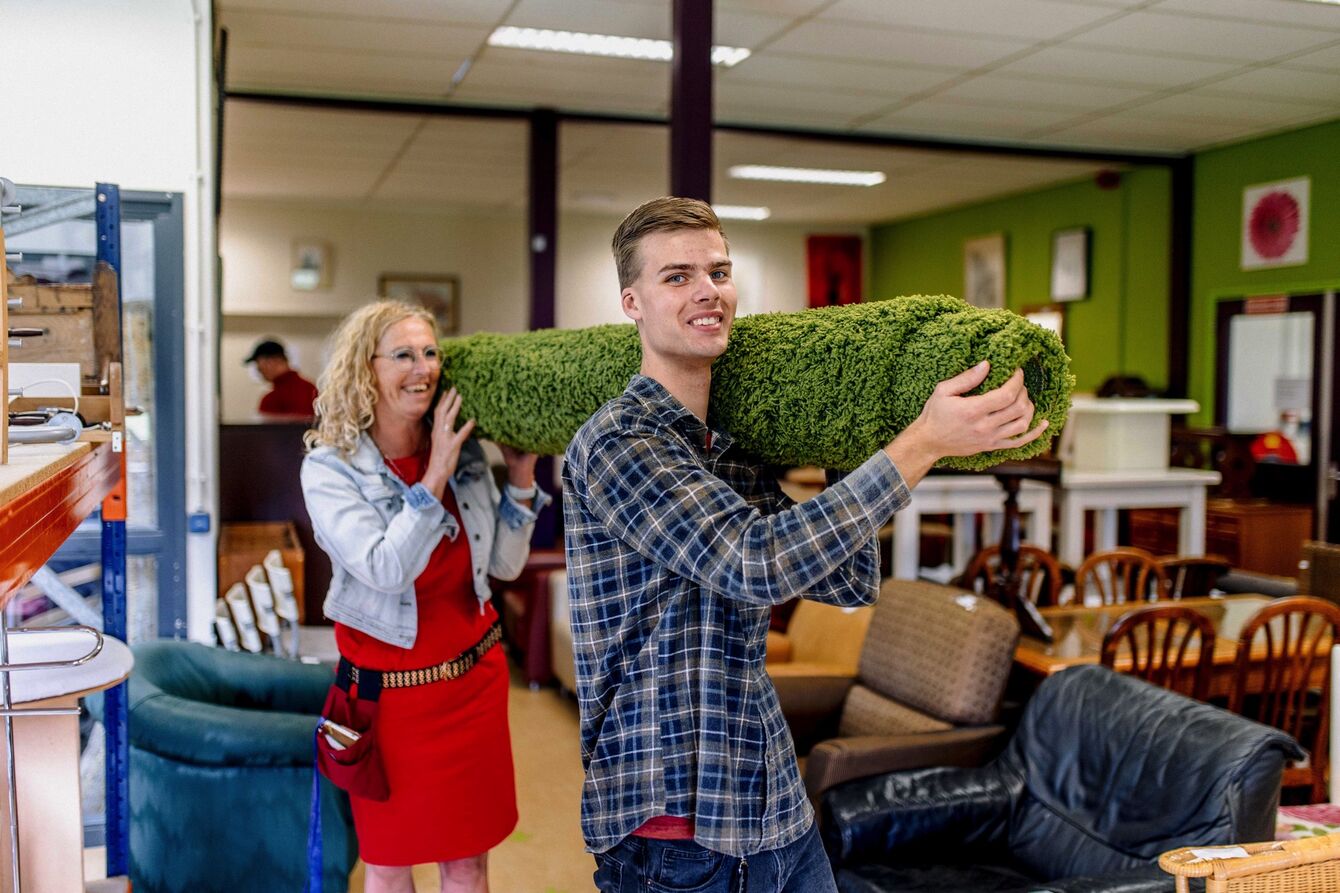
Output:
[1167, 157, 1193, 399]
[528, 109, 560, 547]
[528, 108, 558, 330]
[671, 0, 713, 201]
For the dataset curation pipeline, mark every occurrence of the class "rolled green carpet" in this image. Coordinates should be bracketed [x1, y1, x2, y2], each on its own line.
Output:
[439, 295, 1072, 471]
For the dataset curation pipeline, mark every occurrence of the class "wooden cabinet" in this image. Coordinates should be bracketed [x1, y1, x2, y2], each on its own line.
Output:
[1129, 499, 1313, 577]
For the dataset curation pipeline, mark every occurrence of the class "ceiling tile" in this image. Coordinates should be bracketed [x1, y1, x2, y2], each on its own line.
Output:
[864, 99, 1082, 139]
[721, 53, 958, 96]
[767, 20, 1033, 68]
[1199, 65, 1340, 106]
[933, 73, 1151, 109]
[1069, 10, 1336, 62]
[716, 80, 900, 121]
[716, 9, 797, 47]
[993, 44, 1245, 87]
[1042, 112, 1259, 150]
[1123, 89, 1334, 125]
[454, 48, 667, 112]
[1154, 0, 1340, 32]
[220, 9, 490, 57]
[1280, 41, 1340, 72]
[225, 44, 466, 95]
[714, 0, 833, 16]
[822, 0, 1123, 41]
[219, 0, 513, 25]
[504, 0, 669, 40]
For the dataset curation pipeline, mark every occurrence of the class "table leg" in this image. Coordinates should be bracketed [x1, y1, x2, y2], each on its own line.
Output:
[1095, 508, 1119, 553]
[1180, 489, 1206, 557]
[1058, 494, 1086, 567]
[894, 507, 921, 580]
[952, 512, 976, 574]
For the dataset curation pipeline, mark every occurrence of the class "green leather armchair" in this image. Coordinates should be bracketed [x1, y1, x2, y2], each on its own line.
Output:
[96, 640, 357, 893]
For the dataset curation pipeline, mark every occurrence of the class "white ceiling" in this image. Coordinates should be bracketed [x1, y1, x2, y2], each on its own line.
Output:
[219, 0, 1340, 222]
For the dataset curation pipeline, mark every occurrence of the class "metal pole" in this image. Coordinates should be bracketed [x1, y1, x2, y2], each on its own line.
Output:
[670, 0, 713, 201]
[1, 621, 20, 893]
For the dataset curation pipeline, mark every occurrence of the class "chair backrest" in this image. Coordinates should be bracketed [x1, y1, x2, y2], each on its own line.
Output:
[1228, 596, 1340, 803]
[961, 544, 1063, 607]
[1003, 666, 1302, 881]
[1075, 547, 1167, 606]
[1100, 605, 1216, 700]
[784, 599, 874, 671]
[844, 580, 1019, 735]
[1158, 555, 1232, 599]
[1299, 541, 1340, 604]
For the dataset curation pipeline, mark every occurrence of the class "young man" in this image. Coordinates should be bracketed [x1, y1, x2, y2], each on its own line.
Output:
[563, 197, 1047, 892]
[244, 338, 319, 418]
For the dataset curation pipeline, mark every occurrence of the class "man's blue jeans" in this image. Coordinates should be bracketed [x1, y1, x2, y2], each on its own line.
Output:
[592, 821, 838, 892]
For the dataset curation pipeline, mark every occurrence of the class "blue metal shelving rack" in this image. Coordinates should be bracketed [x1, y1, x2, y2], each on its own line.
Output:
[95, 181, 130, 877]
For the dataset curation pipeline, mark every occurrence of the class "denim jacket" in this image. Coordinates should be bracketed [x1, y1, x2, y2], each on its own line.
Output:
[300, 433, 551, 648]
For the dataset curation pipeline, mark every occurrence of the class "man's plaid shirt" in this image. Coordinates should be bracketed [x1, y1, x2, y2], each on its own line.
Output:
[562, 375, 911, 857]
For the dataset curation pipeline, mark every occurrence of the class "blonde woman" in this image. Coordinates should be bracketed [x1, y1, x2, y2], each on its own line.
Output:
[302, 301, 547, 893]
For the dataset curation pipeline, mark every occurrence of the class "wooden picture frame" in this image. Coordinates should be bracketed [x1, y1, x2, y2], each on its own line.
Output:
[377, 273, 460, 335]
[1050, 227, 1089, 302]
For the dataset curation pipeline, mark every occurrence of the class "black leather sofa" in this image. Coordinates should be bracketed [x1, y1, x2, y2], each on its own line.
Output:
[822, 665, 1303, 893]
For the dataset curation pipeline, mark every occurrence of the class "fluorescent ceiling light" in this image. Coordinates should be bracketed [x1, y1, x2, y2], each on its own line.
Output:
[1296, 0, 1340, 5]
[489, 26, 751, 67]
[712, 204, 771, 221]
[729, 165, 886, 187]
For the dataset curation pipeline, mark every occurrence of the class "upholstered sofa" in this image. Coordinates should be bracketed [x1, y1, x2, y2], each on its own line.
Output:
[822, 665, 1303, 893]
[104, 641, 358, 893]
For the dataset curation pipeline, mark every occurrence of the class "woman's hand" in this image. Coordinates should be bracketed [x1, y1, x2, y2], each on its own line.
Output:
[499, 443, 539, 490]
[421, 387, 476, 499]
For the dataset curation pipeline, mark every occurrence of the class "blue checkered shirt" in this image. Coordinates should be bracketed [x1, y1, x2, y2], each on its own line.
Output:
[562, 375, 911, 857]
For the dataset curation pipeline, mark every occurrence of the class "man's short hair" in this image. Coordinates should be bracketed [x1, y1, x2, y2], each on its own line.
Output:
[611, 197, 728, 289]
[244, 339, 287, 364]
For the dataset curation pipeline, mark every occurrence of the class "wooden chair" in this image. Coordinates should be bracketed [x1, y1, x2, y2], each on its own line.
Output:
[1074, 547, 1167, 606]
[959, 544, 1063, 607]
[1158, 555, 1232, 599]
[1161, 833, 1340, 893]
[1229, 596, 1340, 804]
[1100, 605, 1216, 700]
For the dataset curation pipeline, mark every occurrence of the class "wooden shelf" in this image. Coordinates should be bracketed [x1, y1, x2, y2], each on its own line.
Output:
[0, 433, 120, 607]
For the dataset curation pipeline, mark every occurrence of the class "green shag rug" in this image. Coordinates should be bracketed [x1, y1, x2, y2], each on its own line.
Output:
[439, 295, 1073, 471]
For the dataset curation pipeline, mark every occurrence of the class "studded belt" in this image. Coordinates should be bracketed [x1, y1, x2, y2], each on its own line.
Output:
[340, 619, 502, 690]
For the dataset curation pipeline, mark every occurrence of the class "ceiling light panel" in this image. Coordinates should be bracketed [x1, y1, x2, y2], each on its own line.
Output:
[712, 205, 772, 220]
[488, 26, 750, 67]
[729, 165, 887, 186]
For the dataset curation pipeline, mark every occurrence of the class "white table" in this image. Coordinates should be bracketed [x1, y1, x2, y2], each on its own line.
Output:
[1055, 468, 1222, 567]
[893, 476, 1054, 580]
[0, 628, 132, 893]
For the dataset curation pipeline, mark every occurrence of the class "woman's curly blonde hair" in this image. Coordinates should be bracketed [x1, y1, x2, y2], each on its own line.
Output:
[304, 300, 436, 456]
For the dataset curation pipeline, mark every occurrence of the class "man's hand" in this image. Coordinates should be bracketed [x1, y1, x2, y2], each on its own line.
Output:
[884, 361, 1048, 487]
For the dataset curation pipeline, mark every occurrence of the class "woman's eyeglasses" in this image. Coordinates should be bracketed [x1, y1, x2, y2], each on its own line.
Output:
[373, 346, 442, 369]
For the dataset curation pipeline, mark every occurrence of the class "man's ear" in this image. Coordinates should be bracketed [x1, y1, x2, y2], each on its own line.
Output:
[621, 287, 642, 322]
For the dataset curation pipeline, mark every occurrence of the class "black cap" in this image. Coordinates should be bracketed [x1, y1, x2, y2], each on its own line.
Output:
[243, 339, 287, 364]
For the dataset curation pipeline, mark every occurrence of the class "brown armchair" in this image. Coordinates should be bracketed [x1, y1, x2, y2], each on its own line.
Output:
[765, 599, 873, 674]
[771, 579, 1020, 804]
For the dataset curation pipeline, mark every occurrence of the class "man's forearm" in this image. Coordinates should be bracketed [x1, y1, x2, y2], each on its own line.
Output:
[882, 418, 940, 489]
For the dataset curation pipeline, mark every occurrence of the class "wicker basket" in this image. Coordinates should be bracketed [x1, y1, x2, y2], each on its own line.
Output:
[1160, 834, 1340, 892]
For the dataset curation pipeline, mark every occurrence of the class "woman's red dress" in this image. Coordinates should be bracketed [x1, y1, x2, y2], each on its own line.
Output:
[334, 452, 517, 865]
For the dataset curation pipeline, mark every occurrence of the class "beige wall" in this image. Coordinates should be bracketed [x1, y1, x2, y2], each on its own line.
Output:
[219, 199, 867, 421]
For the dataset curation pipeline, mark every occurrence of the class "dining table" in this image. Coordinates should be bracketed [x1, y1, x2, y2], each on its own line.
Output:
[1012, 594, 1316, 699]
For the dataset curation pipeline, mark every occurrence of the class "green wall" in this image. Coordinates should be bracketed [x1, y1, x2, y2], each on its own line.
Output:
[1190, 118, 1340, 425]
[870, 168, 1171, 393]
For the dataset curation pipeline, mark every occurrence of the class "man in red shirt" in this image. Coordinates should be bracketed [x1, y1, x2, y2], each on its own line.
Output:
[245, 339, 319, 418]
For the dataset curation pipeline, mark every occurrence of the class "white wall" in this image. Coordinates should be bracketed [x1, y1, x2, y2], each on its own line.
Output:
[4, 0, 217, 640]
[220, 200, 866, 418]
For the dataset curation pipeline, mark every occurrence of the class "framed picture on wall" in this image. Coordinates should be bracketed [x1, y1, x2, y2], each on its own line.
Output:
[378, 273, 460, 334]
[291, 239, 332, 291]
[1241, 176, 1309, 270]
[1050, 227, 1089, 302]
[963, 233, 1006, 309]
[1023, 303, 1066, 343]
